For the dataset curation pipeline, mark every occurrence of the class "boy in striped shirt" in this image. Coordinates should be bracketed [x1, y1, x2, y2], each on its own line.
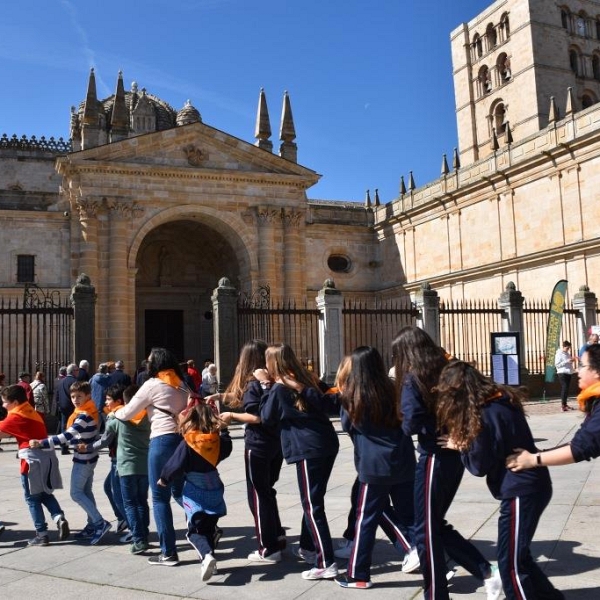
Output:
[30, 381, 111, 545]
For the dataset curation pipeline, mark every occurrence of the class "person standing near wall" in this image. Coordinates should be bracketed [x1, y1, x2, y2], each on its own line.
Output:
[555, 341, 575, 412]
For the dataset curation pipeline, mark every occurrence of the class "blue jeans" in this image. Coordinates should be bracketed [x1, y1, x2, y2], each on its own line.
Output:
[104, 459, 126, 522]
[121, 474, 150, 543]
[148, 433, 184, 556]
[21, 474, 64, 534]
[70, 461, 103, 527]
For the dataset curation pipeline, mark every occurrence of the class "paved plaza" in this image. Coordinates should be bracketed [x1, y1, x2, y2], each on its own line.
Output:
[0, 400, 598, 599]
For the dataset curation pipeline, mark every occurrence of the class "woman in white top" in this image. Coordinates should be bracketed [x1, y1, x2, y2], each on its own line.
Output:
[114, 347, 189, 566]
[555, 340, 575, 411]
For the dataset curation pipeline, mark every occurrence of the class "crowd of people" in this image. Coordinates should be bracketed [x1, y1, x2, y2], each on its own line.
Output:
[2, 329, 600, 597]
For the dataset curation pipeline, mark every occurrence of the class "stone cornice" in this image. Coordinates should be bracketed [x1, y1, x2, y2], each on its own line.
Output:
[57, 159, 319, 190]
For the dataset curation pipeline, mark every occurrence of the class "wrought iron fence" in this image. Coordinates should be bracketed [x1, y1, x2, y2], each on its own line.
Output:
[440, 299, 505, 375]
[342, 297, 419, 369]
[237, 286, 320, 374]
[0, 285, 74, 391]
[522, 300, 580, 374]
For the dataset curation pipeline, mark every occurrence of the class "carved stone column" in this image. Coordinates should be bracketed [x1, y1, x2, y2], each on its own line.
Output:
[76, 199, 100, 286]
[256, 205, 283, 298]
[415, 282, 440, 345]
[70, 274, 97, 368]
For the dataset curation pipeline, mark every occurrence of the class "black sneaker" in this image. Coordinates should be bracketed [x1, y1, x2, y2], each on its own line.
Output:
[28, 534, 50, 547]
[74, 524, 95, 540]
[90, 520, 112, 545]
[116, 519, 128, 533]
[148, 553, 179, 566]
[57, 517, 70, 541]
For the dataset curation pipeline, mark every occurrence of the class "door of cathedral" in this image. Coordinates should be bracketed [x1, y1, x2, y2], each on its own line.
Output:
[144, 309, 184, 360]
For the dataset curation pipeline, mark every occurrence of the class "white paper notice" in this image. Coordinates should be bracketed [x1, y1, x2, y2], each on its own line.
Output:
[492, 354, 505, 384]
[507, 354, 519, 385]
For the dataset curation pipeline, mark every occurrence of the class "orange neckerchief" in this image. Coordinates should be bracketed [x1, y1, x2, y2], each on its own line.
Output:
[577, 381, 600, 412]
[156, 369, 182, 389]
[184, 431, 220, 466]
[482, 391, 504, 405]
[67, 399, 99, 429]
[9, 400, 44, 424]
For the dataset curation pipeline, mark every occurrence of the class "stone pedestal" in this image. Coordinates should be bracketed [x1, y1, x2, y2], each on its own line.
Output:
[70, 274, 96, 368]
[211, 277, 239, 389]
[316, 279, 344, 385]
[415, 283, 440, 345]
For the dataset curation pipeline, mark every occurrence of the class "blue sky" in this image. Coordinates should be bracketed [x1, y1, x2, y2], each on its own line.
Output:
[0, 0, 493, 202]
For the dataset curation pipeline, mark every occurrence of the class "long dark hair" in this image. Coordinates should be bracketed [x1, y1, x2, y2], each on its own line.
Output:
[148, 347, 185, 379]
[340, 346, 400, 428]
[225, 340, 268, 408]
[391, 326, 447, 413]
[435, 360, 525, 450]
[265, 343, 321, 411]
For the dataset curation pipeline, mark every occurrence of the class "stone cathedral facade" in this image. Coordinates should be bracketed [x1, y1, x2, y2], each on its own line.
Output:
[1, 0, 600, 369]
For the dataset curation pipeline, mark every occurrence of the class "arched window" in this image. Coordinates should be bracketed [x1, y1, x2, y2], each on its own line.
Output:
[593, 54, 600, 80]
[569, 48, 580, 75]
[492, 102, 507, 134]
[497, 53, 512, 82]
[478, 65, 492, 96]
[499, 13, 510, 41]
[473, 33, 483, 59]
[596, 18, 600, 40]
[576, 12, 587, 36]
[582, 94, 595, 108]
[486, 23, 497, 50]
[561, 8, 570, 30]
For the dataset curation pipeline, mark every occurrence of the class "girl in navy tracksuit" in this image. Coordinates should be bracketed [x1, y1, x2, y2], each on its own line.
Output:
[219, 339, 286, 562]
[259, 343, 339, 580]
[335, 346, 416, 589]
[437, 361, 563, 600]
[392, 326, 498, 600]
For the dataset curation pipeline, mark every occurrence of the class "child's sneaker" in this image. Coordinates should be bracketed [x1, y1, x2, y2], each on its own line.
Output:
[247, 550, 282, 563]
[293, 546, 317, 564]
[484, 565, 503, 600]
[120, 531, 133, 543]
[74, 524, 95, 540]
[401, 547, 420, 573]
[28, 534, 49, 546]
[148, 553, 179, 566]
[56, 517, 70, 541]
[302, 562, 338, 580]
[334, 539, 354, 559]
[335, 575, 373, 589]
[116, 519, 128, 533]
[130, 540, 150, 555]
[200, 553, 217, 581]
[90, 520, 112, 545]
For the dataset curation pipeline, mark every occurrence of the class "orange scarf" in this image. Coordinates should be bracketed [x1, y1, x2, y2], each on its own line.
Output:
[129, 409, 147, 425]
[156, 369, 182, 389]
[9, 400, 44, 424]
[67, 399, 99, 429]
[184, 431, 220, 466]
[577, 381, 600, 412]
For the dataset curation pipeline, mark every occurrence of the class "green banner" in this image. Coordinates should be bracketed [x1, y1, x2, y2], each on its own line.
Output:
[544, 280, 568, 383]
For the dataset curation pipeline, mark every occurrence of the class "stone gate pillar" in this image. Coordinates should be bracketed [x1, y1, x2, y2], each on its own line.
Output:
[498, 281, 525, 362]
[70, 274, 96, 368]
[415, 282, 440, 345]
[211, 277, 239, 390]
[572, 285, 598, 350]
[316, 279, 344, 385]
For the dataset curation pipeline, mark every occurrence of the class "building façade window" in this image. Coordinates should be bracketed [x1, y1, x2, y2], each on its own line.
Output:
[486, 22, 497, 50]
[593, 53, 600, 80]
[492, 102, 507, 135]
[497, 53, 511, 83]
[582, 93, 596, 108]
[499, 13, 510, 41]
[17, 254, 35, 283]
[327, 254, 352, 274]
[569, 48, 581, 75]
[561, 8, 570, 30]
[478, 65, 492, 96]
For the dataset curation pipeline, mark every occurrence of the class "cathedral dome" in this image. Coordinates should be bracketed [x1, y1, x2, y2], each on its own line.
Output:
[176, 99, 202, 126]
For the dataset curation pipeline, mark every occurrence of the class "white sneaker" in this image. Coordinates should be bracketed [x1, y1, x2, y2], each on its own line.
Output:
[302, 562, 338, 580]
[333, 539, 353, 559]
[247, 550, 282, 563]
[293, 546, 317, 564]
[119, 532, 133, 543]
[401, 546, 420, 573]
[484, 565, 503, 600]
[200, 553, 217, 582]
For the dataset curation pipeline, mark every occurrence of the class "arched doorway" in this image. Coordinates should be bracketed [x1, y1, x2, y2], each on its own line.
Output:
[134, 219, 241, 363]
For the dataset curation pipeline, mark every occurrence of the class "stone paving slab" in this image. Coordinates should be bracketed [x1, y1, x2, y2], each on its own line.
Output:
[0, 401, 598, 599]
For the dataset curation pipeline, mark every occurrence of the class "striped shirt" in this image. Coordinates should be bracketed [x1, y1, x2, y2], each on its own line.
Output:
[41, 411, 100, 464]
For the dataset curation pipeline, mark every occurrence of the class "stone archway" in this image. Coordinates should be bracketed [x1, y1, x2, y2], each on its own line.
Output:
[134, 218, 246, 364]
